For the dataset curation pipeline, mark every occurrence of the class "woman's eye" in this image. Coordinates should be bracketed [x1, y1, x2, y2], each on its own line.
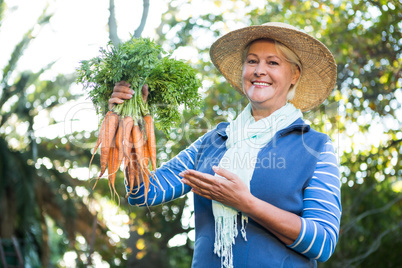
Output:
[269, 61, 279, 65]
[248, 59, 258, 64]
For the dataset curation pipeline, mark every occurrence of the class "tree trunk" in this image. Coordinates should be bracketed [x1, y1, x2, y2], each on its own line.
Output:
[108, 0, 120, 45]
[0, 189, 16, 238]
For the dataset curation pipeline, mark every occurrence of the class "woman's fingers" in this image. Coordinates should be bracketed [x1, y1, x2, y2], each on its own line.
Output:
[212, 166, 236, 181]
[108, 96, 126, 110]
[108, 81, 149, 110]
[180, 167, 250, 209]
[110, 91, 134, 100]
[113, 81, 133, 95]
[108, 81, 133, 110]
[115, 81, 131, 89]
[180, 170, 212, 189]
[180, 169, 230, 201]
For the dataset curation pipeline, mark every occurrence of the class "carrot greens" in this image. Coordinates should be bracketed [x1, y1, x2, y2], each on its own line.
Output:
[76, 38, 202, 133]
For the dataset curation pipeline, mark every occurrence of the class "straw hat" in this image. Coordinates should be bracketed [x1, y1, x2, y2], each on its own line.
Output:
[210, 22, 337, 112]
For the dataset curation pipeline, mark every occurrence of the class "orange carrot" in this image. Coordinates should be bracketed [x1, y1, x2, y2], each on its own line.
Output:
[126, 146, 142, 198]
[108, 136, 120, 203]
[125, 160, 134, 198]
[133, 153, 141, 195]
[89, 111, 112, 176]
[115, 118, 124, 171]
[126, 146, 134, 197]
[132, 123, 149, 199]
[124, 119, 135, 198]
[122, 116, 134, 170]
[144, 114, 157, 171]
[143, 138, 150, 168]
[108, 118, 124, 202]
[132, 124, 145, 166]
[134, 147, 142, 193]
[107, 142, 115, 196]
[99, 112, 119, 179]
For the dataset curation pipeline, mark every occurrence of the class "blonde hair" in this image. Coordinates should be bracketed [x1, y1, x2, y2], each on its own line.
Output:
[242, 38, 302, 100]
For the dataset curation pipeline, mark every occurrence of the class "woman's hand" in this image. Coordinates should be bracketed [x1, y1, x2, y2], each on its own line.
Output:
[108, 81, 149, 110]
[179, 166, 252, 211]
[180, 166, 302, 245]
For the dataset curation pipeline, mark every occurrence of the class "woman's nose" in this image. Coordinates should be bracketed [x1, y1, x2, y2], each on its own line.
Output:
[254, 64, 267, 76]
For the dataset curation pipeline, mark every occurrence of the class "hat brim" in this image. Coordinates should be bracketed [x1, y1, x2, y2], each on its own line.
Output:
[210, 23, 337, 112]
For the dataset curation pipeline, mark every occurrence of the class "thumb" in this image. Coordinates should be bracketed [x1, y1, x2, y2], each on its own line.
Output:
[212, 166, 236, 181]
[142, 84, 149, 102]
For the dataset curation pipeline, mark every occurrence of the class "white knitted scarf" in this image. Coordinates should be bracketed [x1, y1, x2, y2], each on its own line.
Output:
[212, 102, 302, 268]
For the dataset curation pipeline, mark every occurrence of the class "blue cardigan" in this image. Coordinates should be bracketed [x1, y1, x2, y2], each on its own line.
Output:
[127, 119, 341, 267]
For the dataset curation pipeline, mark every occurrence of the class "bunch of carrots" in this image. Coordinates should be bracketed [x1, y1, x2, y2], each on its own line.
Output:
[88, 79, 158, 201]
[77, 38, 202, 201]
[89, 108, 156, 201]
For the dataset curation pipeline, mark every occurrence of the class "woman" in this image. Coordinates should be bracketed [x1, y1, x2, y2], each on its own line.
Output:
[109, 22, 340, 268]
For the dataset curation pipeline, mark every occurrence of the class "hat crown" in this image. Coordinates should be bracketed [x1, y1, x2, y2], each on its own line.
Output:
[261, 22, 299, 31]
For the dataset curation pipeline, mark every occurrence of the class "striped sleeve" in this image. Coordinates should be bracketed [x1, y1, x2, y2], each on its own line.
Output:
[288, 139, 341, 262]
[127, 135, 204, 207]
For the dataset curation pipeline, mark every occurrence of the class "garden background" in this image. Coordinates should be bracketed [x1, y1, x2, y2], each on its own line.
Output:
[0, 0, 401, 267]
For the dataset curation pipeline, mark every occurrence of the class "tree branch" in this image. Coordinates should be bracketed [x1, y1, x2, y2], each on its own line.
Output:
[341, 220, 402, 267]
[133, 0, 149, 38]
[341, 195, 402, 234]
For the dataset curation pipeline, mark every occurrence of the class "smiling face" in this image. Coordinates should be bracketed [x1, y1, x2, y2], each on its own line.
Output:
[242, 39, 300, 119]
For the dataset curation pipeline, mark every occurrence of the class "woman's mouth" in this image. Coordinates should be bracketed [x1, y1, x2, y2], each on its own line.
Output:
[252, 81, 271, 86]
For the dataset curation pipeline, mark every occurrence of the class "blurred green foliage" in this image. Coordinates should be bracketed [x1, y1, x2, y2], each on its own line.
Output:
[0, 0, 401, 267]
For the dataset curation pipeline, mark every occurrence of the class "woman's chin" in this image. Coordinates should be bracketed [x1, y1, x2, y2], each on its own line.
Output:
[247, 95, 272, 104]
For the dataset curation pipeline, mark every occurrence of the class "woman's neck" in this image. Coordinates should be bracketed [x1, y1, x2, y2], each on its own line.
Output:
[250, 103, 286, 122]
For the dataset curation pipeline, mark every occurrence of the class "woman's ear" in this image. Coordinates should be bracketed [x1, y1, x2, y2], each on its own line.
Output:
[291, 66, 301, 85]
